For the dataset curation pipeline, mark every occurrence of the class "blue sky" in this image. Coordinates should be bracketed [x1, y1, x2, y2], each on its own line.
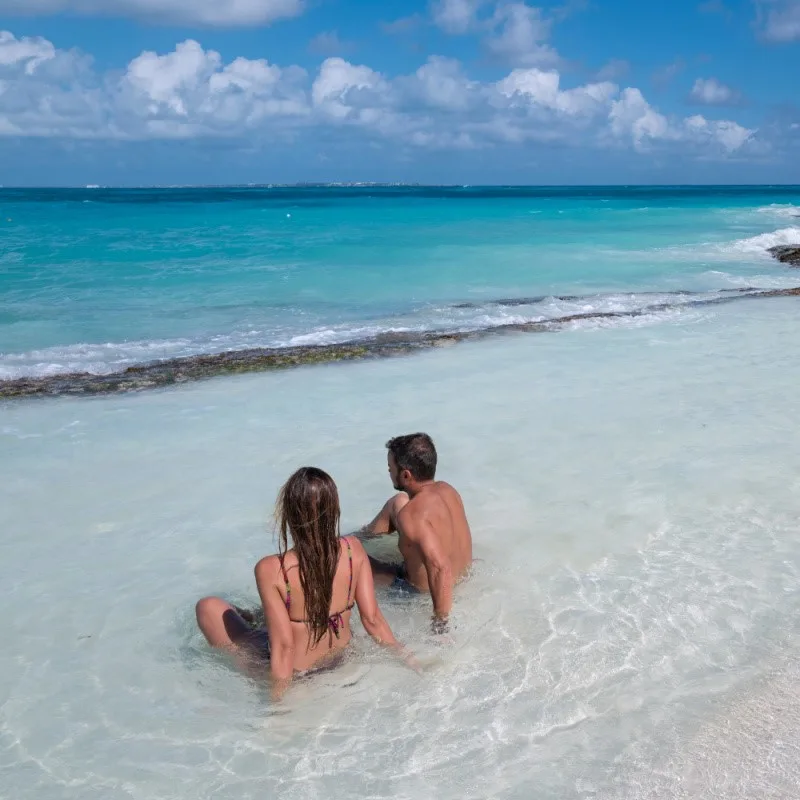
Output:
[0, 0, 797, 185]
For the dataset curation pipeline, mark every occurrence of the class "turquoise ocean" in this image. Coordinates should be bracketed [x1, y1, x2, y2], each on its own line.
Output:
[2, 185, 800, 378]
[2, 186, 800, 799]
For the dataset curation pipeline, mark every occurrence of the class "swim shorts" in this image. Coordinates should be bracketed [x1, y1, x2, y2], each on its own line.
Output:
[390, 563, 421, 595]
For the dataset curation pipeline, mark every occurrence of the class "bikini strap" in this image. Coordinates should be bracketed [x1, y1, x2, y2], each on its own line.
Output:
[345, 537, 354, 610]
[278, 553, 292, 612]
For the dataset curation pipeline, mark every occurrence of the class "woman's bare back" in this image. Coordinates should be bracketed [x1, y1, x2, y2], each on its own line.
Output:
[259, 538, 357, 672]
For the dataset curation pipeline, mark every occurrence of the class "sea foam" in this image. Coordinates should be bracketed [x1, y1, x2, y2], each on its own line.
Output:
[0, 289, 765, 380]
[724, 225, 800, 255]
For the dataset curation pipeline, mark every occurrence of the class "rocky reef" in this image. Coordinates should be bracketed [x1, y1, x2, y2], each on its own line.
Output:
[2, 287, 799, 400]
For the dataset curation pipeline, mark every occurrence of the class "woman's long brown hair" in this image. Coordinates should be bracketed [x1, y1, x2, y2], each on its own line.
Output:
[276, 467, 342, 647]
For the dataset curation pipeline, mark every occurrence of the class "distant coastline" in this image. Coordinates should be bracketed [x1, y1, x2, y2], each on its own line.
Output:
[3, 182, 800, 191]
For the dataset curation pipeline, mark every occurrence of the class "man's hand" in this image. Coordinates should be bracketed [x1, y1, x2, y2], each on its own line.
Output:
[431, 616, 450, 636]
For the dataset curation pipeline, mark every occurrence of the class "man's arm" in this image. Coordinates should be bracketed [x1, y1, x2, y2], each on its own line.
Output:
[354, 492, 409, 540]
[404, 514, 453, 627]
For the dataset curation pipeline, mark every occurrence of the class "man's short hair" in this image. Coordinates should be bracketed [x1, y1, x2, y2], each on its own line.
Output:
[386, 433, 437, 482]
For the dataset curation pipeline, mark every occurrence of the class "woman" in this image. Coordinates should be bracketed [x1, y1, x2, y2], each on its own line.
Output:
[196, 466, 413, 700]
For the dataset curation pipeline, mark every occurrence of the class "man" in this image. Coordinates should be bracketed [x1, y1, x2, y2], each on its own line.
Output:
[360, 433, 473, 630]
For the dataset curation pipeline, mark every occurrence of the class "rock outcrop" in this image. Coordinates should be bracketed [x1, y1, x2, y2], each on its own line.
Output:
[769, 245, 800, 266]
[3, 287, 800, 399]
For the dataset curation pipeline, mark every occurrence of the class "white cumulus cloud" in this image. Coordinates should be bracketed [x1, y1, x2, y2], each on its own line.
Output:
[116, 41, 307, 137]
[403, 57, 478, 111]
[430, 0, 487, 33]
[433, 1, 562, 66]
[0, 30, 760, 160]
[0, 0, 304, 27]
[0, 31, 104, 137]
[610, 88, 671, 147]
[498, 68, 616, 115]
[485, 3, 559, 66]
[0, 32, 307, 138]
[689, 77, 741, 106]
[311, 57, 387, 120]
[0, 29, 54, 73]
[684, 115, 754, 152]
[609, 88, 754, 153]
[755, 0, 800, 42]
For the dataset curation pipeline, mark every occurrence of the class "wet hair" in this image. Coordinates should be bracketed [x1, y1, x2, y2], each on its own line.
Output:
[275, 467, 342, 647]
[386, 433, 437, 482]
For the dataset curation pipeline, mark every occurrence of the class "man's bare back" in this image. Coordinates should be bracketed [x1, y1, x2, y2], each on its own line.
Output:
[361, 434, 473, 625]
[395, 482, 472, 595]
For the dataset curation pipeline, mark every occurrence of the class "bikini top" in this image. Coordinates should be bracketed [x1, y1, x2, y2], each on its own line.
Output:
[279, 537, 354, 639]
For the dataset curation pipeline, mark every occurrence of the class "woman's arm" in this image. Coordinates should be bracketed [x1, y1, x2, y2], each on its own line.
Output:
[255, 556, 296, 702]
[350, 539, 420, 671]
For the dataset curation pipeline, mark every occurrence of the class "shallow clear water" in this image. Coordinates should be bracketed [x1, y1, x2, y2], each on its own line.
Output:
[3, 186, 800, 798]
[3, 296, 800, 799]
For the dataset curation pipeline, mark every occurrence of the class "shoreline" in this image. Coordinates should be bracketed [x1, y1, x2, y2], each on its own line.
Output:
[3, 286, 799, 400]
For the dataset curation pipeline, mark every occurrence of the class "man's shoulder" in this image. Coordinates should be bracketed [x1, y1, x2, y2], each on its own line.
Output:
[401, 484, 452, 518]
[431, 481, 465, 506]
[403, 490, 435, 511]
[396, 494, 428, 524]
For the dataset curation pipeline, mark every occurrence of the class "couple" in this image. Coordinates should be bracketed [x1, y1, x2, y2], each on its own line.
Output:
[196, 433, 473, 700]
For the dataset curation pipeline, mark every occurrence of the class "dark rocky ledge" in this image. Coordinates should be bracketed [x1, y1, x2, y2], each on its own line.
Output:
[769, 246, 800, 267]
[2, 286, 799, 400]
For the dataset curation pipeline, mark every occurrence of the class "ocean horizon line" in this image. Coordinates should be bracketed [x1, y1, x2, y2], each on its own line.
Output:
[3, 183, 800, 191]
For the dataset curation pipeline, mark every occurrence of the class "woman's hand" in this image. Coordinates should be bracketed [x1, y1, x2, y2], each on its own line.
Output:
[402, 650, 423, 675]
[270, 676, 292, 703]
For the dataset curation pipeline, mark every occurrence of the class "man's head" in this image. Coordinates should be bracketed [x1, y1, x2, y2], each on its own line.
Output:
[386, 433, 437, 491]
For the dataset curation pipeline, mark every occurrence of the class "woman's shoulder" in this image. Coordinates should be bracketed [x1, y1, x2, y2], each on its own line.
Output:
[254, 552, 286, 583]
[343, 535, 367, 561]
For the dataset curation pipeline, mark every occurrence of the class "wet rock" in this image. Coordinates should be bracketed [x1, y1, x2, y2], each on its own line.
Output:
[2, 286, 800, 399]
[769, 245, 800, 266]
